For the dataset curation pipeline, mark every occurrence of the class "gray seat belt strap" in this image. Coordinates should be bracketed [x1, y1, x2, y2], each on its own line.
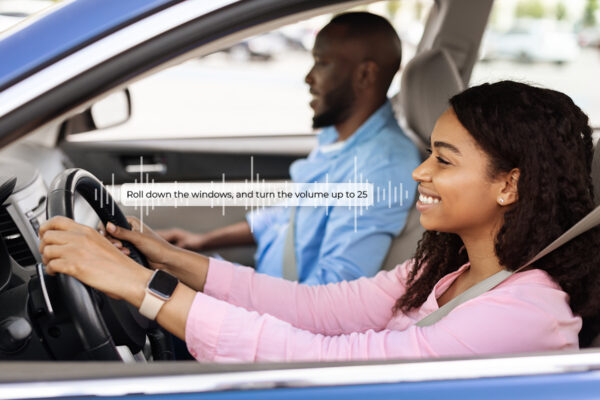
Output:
[416, 270, 513, 327]
[417, 204, 600, 327]
[282, 206, 298, 281]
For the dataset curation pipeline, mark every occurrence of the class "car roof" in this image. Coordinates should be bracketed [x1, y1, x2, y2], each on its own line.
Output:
[0, 0, 176, 91]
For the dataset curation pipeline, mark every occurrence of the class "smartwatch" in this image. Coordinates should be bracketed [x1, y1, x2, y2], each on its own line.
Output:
[138, 270, 179, 320]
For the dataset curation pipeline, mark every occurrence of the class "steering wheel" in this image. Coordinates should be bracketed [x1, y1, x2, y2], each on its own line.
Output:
[46, 168, 151, 360]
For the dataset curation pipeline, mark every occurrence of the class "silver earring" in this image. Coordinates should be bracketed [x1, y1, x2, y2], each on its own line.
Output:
[498, 198, 505, 205]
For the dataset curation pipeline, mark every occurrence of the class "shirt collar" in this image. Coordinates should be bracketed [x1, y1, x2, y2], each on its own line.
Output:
[316, 100, 394, 151]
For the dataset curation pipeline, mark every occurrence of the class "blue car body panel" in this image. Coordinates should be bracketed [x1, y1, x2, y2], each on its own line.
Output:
[0, 0, 175, 89]
[38, 370, 600, 399]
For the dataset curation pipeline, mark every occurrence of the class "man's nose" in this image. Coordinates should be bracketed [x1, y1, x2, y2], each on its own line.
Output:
[305, 66, 315, 85]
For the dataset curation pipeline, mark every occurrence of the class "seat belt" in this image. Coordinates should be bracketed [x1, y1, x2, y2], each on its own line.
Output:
[282, 206, 298, 281]
[417, 204, 600, 327]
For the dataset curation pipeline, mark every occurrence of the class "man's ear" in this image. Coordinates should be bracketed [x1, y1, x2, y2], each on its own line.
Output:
[355, 60, 378, 89]
[497, 168, 520, 206]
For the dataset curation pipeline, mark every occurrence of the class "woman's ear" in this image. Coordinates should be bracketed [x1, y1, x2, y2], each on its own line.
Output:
[497, 168, 520, 206]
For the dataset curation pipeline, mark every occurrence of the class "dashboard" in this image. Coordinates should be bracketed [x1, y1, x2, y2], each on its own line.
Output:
[0, 159, 46, 288]
[0, 157, 104, 360]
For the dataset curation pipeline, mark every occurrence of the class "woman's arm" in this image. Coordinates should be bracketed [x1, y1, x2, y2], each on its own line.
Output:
[104, 218, 212, 292]
[115, 218, 410, 335]
[185, 277, 580, 362]
[106, 217, 413, 335]
[43, 216, 410, 336]
[39, 217, 578, 362]
[40, 216, 198, 340]
[201, 257, 411, 335]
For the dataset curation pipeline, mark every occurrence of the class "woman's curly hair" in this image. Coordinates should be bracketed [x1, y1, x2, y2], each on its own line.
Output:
[395, 81, 600, 347]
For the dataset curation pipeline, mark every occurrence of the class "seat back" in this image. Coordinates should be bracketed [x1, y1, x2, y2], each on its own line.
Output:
[593, 141, 600, 207]
[400, 47, 464, 148]
[590, 144, 600, 347]
[381, 195, 421, 270]
[382, 48, 464, 269]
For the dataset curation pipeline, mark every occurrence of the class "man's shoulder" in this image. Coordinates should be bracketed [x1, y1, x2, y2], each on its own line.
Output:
[352, 124, 420, 164]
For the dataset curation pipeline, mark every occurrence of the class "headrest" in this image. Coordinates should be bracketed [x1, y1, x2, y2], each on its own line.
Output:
[593, 144, 600, 206]
[400, 48, 464, 144]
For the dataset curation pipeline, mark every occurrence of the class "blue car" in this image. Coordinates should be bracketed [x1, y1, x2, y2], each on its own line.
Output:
[0, 0, 599, 399]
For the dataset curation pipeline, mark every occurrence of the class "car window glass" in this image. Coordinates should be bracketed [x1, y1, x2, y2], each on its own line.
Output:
[472, 0, 600, 143]
[64, 0, 433, 142]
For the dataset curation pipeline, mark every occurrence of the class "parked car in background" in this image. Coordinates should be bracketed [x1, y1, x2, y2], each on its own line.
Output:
[222, 30, 310, 61]
[481, 18, 580, 64]
[577, 26, 600, 48]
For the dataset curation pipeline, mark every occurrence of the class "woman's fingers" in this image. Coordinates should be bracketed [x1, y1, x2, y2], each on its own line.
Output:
[39, 229, 73, 247]
[45, 258, 71, 276]
[126, 216, 142, 231]
[39, 216, 87, 236]
[106, 221, 144, 244]
[41, 244, 69, 265]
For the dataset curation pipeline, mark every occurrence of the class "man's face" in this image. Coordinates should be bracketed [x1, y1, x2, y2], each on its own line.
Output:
[305, 25, 358, 129]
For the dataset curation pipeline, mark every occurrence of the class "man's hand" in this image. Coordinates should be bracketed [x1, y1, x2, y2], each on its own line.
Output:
[157, 228, 207, 251]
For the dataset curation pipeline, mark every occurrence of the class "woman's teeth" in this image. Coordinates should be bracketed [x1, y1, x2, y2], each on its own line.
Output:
[419, 194, 440, 204]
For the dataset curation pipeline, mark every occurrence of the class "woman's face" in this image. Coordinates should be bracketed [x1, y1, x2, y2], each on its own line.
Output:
[412, 108, 508, 238]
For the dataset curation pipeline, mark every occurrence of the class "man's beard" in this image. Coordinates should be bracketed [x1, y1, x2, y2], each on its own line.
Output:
[312, 80, 355, 129]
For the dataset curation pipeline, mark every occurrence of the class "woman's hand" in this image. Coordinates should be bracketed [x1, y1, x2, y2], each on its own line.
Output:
[39, 216, 152, 307]
[101, 216, 178, 271]
[104, 217, 211, 292]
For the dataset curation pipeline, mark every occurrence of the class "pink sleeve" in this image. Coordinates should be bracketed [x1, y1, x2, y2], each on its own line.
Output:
[185, 278, 580, 362]
[203, 258, 412, 335]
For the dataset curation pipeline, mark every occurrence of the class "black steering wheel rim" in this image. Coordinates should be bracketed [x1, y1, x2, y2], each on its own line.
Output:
[46, 168, 150, 360]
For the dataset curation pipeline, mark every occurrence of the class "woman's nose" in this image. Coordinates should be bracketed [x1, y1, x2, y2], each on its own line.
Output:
[412, 158, 432, 183]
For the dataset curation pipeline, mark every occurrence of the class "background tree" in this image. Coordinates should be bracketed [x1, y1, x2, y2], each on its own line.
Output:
[515, 0, 546, 19]
[556, 2, 567, 21]
[583, 0, 598, 26]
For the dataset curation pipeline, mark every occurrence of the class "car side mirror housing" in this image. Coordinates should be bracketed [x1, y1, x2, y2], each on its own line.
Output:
[60, 89, 132, 135]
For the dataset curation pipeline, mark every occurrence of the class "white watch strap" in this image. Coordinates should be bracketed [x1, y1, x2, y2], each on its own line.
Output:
[139, 291, 166, 320]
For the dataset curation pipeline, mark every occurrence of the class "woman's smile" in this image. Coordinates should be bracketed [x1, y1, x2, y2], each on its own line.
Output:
[416, 186, 441, 212]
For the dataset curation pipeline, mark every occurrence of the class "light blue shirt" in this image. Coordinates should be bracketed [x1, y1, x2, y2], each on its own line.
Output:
[247, 101, 420, 285]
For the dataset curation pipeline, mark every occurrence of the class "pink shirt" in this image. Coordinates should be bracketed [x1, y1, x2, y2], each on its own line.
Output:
[185, 258, 581, 362]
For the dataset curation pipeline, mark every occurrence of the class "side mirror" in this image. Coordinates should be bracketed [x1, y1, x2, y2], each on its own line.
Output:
[60, 89, 131, 136]
[90, 90, 131, 129]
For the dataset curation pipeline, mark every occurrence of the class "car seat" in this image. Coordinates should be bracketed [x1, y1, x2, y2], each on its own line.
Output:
[382, 48, 464, 269]
[590, 143, 600, 347]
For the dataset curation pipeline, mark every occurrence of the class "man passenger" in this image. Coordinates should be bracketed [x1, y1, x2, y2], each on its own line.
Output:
[160, 12, 420, 284]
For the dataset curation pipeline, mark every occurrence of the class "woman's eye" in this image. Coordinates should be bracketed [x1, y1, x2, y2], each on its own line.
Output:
[426, 148, 450, 165]
[436, 156, 450, 165]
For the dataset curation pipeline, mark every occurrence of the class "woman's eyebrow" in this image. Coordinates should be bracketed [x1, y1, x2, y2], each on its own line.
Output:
[433, 141, 462, 156]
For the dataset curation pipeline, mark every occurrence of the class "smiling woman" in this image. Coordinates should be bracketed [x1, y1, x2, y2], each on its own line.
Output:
[39, 80, 600, 361]
[400, 81, 600, 347]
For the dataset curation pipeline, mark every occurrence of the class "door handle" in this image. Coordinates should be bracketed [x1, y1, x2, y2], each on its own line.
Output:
[124, 163, 167, 174]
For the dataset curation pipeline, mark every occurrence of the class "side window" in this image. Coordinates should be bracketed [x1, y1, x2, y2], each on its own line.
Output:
[65, 0, 433, 142]
[472, 0, 600, 142]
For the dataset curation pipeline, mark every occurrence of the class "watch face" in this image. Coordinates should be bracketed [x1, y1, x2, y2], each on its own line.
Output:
[149, 270, 179, 299]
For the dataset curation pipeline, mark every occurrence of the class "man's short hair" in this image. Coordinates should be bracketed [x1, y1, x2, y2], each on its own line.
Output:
[329, 11, 402, 66]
